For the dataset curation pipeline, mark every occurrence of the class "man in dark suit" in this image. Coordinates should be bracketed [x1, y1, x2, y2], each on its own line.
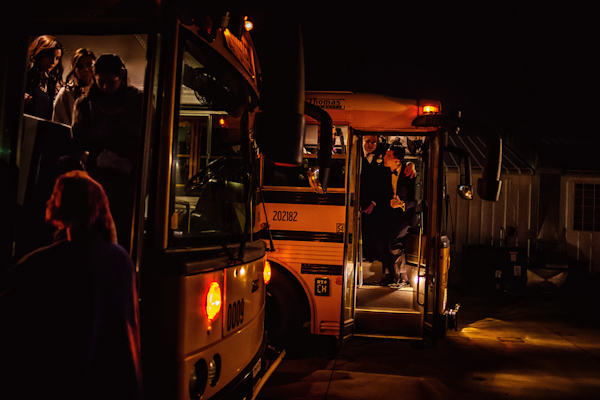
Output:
[379, 144, 416, 288]
[360, 135, 388, 262]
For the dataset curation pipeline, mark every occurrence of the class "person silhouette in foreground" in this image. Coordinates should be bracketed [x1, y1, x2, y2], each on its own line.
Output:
[0, 170, 142, 400]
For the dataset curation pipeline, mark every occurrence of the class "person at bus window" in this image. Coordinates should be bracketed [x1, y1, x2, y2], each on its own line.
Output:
[24, 35, 64, 119]
[72, 54, 143, 252]
[0, 170, 142, 400]
[379, 144, 417, 288]
[52, 48, 96, 126]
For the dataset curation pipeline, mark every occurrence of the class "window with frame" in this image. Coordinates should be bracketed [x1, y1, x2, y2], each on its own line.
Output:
[573, 183, 600, 231]
[169, 37, 253, 247]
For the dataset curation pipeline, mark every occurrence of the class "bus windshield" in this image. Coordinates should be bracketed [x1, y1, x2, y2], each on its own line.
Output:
[170, 37, 255, 247]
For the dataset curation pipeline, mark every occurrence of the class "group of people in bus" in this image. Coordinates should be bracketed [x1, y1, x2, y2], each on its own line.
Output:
[361, 134, 417, 289]
[24, 35, 143, 251]
[0, 35, 143, 399]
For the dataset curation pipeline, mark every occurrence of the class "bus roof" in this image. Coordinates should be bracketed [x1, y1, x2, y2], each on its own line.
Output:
[305, 91, 441, 133]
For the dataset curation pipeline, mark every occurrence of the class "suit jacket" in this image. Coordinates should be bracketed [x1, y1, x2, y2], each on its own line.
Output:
[360, 151, 388, 210]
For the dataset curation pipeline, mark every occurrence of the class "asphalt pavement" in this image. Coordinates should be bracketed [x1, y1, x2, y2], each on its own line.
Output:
[257, 275, 600, 400]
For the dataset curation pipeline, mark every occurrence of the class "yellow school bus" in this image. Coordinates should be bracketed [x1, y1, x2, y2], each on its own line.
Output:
[0, 1, 306, 398]
[258, 91, 502, 346]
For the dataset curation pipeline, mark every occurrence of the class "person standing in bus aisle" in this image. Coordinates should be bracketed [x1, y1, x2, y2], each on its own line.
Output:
[380, 144, 417, 288]
[0, 170, 142, 400]
[72, 54, 143, 252]
[52, 48, 96, 126]
[24, 35, 64, 120]
[360, 135, 388, 262]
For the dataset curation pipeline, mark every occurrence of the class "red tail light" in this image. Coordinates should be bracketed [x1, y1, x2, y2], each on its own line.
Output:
[205, 282, 222, 321]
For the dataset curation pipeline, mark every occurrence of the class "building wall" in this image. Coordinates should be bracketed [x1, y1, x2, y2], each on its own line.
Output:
[560, 173, 600, 274]
[445, 169, 536, 284]
[446, 168, 600, 284]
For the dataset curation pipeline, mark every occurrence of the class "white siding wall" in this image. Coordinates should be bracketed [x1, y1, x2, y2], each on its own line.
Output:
[561, 174, 600, 273]
[445, 169, 535, 283]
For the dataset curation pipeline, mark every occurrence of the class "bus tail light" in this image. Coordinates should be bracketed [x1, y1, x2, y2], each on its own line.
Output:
[263, 261, 272, 285]
[205, 282, 222, 321]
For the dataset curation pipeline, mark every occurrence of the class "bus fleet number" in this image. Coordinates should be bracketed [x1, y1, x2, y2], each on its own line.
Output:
[227, 299, 244, 331]
[272, 210, 297, 222]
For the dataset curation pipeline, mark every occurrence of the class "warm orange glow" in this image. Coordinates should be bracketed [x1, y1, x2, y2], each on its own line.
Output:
[205, 282, 222, 321]
[218, 118, 226, 127]
[422, 105, 440, 114]
[263, 261, 272, 285]
[244, 17, 253, 31]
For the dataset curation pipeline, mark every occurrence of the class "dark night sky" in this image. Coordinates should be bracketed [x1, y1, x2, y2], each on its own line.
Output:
[255, 2, 600, 141]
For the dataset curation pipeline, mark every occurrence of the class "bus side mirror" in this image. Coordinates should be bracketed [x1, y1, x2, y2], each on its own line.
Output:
[446, 144, 473, 200]
[413, 114, 503, 202]
[477, 134, 502, 201]
[254, 23, 305, 167]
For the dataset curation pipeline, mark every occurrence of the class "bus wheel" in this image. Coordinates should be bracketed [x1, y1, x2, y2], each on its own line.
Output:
[265, 265, 309, 353]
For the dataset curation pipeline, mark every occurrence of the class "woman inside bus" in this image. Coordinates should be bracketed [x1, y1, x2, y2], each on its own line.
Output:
[72, 53, 143, 251]
[52, 48, 96, 126]
[0, 170, 142, 399]
[24, 35, 64, 119]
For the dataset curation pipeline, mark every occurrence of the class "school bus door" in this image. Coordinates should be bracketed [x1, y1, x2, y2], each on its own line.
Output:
[340, 130, 361, 341]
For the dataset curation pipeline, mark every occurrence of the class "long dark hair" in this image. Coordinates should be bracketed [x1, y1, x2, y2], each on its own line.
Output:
[27, 35, 64, 87]
[65, 48, 96, 84]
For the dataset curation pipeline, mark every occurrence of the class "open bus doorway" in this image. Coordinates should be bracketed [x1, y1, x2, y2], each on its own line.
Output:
[353, 133, 434, 340]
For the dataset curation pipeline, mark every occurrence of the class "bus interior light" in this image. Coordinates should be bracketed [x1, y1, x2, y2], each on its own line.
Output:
[205, 282, 222, 322]
[263, 261, 272, 285]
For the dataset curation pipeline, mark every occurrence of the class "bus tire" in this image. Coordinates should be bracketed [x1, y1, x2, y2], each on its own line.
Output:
[265, 263, 310, 352]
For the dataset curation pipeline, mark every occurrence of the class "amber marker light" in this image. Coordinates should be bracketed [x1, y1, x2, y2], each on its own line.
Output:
[205, 282, 222, 321]
[263, 261, 272, 285]
[244, 17, 254, 31]
[422, 104, 440, 114]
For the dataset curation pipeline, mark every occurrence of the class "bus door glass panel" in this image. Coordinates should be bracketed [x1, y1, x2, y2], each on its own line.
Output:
[342, 132, 359, 328]
[169, 39, 249, 247]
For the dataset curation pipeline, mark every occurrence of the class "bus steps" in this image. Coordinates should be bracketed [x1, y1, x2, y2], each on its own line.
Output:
[355, 285, 422, 337]
[356, 284, 416, 309]
[354, 308, 422, 337]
